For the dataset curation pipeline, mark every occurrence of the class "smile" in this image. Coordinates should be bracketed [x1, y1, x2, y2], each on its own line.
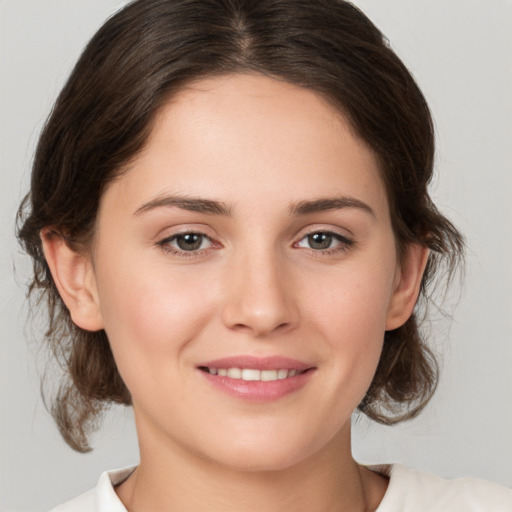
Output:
[199, 367, 305, 381]
[197, 356, 315, 401]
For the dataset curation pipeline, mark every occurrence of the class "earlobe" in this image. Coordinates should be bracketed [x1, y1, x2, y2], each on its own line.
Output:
[385, 244, 429, 331]
[41, 228, 104, 332]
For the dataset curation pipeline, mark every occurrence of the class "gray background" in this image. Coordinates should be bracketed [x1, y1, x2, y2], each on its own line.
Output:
[1, 1, 511, 510]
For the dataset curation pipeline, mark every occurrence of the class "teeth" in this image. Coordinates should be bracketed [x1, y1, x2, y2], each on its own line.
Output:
[261, 370, 277, 381]
[207, 367, 302, 381]
[277, 369, 288, 379]
[227, 368, 242, 379]
[242, 369, 260, 381]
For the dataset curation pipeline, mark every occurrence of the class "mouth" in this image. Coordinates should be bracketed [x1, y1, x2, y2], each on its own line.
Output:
[196, 356, 316, 401]
[198, 366, 309, 381]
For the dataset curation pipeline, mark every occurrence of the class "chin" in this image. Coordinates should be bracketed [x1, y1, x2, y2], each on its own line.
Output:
[197, 430, 326, 473]
[214, 449, 306, 473]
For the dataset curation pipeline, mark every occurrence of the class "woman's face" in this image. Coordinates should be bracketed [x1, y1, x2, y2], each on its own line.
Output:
[86, 74, 416, 471]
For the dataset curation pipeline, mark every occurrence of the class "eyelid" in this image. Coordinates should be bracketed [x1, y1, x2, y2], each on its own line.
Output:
[294, 224, 354, 242]
[293, 226, 355, 254]
[156, 227, 222, 258]
[304, 225, 351, 236]
[154, 224, 355, 259]
[153, 222, 217, 240]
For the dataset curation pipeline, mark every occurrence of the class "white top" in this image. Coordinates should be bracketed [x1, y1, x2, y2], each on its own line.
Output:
[50, 464, 512, 511]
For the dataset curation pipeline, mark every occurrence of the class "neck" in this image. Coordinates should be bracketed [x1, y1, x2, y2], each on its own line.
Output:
[116, 420, 387, 512]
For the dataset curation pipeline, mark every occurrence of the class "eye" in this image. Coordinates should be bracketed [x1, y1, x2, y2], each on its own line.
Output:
[159, 232, 213, 254]
[295, 231, 353, 252]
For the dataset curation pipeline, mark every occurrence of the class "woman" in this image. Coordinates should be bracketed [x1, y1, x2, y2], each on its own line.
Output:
[16, 0, 512, 510]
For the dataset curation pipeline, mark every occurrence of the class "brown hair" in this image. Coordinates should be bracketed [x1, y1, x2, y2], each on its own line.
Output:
[17, 0, 464, 452]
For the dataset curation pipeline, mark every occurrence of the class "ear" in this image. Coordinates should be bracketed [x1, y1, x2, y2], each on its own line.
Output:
[41, 228, 104, 331]
[385, 244, 429, 331]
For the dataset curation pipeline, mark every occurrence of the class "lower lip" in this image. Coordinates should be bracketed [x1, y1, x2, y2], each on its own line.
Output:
[199, 369, 315, 402]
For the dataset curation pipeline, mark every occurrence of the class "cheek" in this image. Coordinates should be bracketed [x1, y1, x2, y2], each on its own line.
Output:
[308, 262, 394, 340]
[94, 253, 216, 384]
[304, 257, 396, 390]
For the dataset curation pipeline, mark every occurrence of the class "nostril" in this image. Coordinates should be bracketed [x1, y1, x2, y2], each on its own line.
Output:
[221, 282, 299, 336]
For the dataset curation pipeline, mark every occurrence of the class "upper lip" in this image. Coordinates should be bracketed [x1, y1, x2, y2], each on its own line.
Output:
[197, 355, 313, 371]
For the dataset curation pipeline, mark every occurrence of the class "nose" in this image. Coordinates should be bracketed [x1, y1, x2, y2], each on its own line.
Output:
[221, 247, 299, 337]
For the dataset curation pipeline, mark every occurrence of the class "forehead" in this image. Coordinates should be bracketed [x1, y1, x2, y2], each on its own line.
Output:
[101, 73, 388, 219]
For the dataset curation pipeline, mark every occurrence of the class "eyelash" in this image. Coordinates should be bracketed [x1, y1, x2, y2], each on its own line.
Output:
[157, 232, 218, 258]
[157, 230, 354, 258]
[294, 230, 355, 255]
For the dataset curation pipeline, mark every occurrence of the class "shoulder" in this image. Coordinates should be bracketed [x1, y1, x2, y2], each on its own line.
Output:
[49, 466, 135, 512]
[373, 464, 512, 512]
[50, 488, 96, 512]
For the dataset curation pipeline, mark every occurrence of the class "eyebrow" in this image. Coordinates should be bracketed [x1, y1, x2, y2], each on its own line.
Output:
[289, 197, 375, 217]
[134, 195, 232, 216]
[133, 194, 374, 218]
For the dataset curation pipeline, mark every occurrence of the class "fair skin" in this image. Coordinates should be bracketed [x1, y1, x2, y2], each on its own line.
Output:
[43, 74, 428, 511]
